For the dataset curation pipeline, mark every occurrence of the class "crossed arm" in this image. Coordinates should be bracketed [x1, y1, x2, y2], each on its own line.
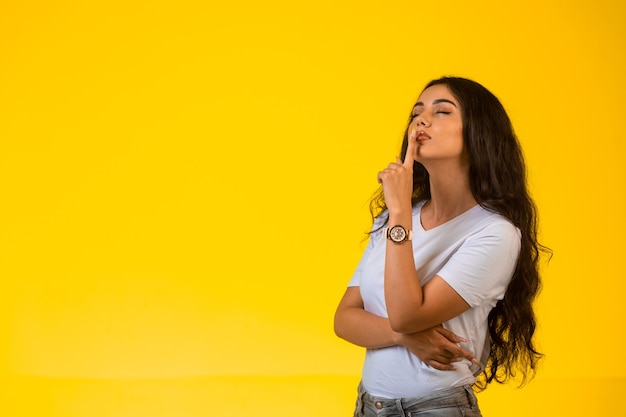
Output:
[334, 286, 478, 370]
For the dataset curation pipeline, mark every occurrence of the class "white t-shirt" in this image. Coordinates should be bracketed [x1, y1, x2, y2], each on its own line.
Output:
[348, 201, 521, 398]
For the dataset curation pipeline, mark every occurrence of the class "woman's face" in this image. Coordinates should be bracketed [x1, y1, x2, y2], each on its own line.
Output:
[408, 84, 465, 164]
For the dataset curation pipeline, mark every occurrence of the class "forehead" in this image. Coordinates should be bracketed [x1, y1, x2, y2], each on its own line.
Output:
[415, 84, 458, 106]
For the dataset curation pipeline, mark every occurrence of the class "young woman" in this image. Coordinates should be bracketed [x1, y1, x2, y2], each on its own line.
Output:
[334, 77, 548, 416]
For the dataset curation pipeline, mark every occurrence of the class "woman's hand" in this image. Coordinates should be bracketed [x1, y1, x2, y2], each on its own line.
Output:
[395, 325, 480, 371]
[377, 128, 418, 216]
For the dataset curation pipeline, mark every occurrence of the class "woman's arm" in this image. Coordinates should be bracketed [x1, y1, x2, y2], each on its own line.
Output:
[377, 137, 472, 334]
[334, 286, 478, 370]
[385, 243, 471, 334]
[334, 286, 396, 348]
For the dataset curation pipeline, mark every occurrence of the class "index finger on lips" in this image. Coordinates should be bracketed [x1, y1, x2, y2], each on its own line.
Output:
[404, 127, 418, 168]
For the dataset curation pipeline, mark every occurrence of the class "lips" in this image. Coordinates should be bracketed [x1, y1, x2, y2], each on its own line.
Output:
[416, 131, 431, 141]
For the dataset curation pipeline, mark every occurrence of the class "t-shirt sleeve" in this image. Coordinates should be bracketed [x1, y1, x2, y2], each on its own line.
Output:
[437, 220, 521, 307]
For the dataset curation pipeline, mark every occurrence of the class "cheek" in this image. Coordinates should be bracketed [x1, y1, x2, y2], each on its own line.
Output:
[457, 130, 465, 149]
[453, 124, 463, 138]
[448, 128, 464, 151]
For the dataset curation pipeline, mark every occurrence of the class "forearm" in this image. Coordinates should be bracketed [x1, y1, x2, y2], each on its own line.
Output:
[333, 287, 474, 370]
[384, 212, 425, 333]
[334, 304, 475, 371]
[334, 306, 398, 349]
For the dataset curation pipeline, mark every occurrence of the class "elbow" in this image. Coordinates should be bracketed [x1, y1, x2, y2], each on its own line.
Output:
[334, 326, 345, 340]
[334, 322, 351, 342]
[387, 314, 422, 334]
[333, 321, 342, 339]
[388, 320, 412, 334]
[333, 312, 347, 340]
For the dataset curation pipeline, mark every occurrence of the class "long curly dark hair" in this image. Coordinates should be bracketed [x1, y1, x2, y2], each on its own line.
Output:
[369, 76, 551, 389]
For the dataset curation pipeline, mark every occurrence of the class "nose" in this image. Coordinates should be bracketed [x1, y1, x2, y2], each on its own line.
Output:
[413, 112, 431, 127]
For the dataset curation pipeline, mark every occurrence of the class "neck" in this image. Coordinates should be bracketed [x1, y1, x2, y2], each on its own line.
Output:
[423, 163, 477, 224]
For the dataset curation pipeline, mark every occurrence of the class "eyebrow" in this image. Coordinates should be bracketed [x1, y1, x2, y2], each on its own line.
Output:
[413, 98, 458, 108]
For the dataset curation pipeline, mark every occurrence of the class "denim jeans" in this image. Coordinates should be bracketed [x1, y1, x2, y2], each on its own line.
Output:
[353, 383, 482, 417]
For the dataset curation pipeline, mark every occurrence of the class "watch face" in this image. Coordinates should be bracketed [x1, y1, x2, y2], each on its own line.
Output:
[389, 226, 407, 242]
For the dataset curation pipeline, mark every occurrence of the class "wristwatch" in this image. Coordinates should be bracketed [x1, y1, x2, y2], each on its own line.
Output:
[382, 225, 413, 244]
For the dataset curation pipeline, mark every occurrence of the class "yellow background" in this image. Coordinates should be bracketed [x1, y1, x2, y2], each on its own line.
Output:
[1, 0, 624, 415]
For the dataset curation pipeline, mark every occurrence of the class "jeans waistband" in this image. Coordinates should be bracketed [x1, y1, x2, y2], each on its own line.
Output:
[356, 382, 478, 415]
